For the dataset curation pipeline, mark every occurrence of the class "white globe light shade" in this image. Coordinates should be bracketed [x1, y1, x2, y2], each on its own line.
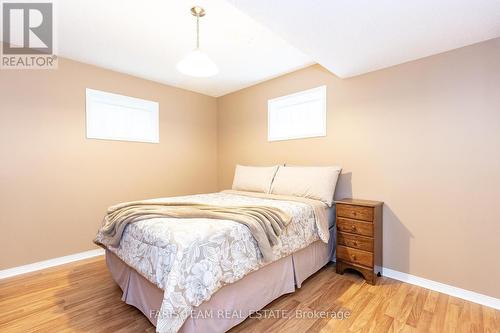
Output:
[176, 49, 219, 77]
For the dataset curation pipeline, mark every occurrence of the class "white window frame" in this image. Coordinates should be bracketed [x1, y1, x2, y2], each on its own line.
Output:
[267, 85, 327, 142]
[85, 88, 159, 143]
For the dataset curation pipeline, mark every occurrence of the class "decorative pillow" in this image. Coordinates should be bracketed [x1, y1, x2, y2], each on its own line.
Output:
[231, 165, 280, 193]
[270, 166, 342, 206]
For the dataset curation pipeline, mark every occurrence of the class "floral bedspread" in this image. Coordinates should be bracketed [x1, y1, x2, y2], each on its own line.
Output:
[101, 191, 325, 333]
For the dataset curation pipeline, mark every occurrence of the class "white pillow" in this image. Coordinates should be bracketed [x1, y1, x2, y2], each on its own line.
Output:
[232, 165, 280, 193]
[270, 166, 342, 206]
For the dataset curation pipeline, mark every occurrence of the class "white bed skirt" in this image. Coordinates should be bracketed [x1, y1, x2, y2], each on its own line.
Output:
[106, 231, 334, 333]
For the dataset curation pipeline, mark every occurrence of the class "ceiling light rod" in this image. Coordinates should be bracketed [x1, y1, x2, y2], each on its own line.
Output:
[191, 6, 205, 49]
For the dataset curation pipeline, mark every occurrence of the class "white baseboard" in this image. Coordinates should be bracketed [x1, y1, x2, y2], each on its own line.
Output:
[0, 248, 105, 280]
[378, 266, 500, 310]
[1, 251, 498, 310]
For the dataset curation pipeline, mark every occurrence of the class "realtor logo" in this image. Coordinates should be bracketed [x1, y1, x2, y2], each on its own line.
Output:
[1, 1, 57, 69]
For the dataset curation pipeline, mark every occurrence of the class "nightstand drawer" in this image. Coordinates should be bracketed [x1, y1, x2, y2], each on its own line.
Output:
[337, 245, 373, 268]
[337, 218, 373, 237]
[337, 204, 373, 221]
[337, 232, 373, 252]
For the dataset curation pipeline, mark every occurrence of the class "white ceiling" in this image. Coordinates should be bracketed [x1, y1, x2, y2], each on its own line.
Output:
[5, 1, 500, 96]
[229, 0, 500, 78]
[53, 0, 313, 97]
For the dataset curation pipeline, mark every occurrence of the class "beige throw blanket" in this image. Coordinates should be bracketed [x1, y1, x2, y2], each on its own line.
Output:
[222, 190, 330, 243]
[94, 200, 292, 261]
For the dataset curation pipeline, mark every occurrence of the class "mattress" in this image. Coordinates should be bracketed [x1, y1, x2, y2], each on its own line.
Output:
[106, 236, 334, 333]
[327, 204, 336, 228]
[101, 191, 333, 333]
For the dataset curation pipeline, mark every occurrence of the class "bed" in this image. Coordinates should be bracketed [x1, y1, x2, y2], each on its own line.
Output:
[95, 166, 341, 333]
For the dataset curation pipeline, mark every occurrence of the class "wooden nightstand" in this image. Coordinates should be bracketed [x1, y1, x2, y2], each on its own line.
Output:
[335, 198, 383, 285]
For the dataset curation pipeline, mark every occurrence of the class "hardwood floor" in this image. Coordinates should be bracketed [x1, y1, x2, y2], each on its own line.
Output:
[0, 256, 498, 333]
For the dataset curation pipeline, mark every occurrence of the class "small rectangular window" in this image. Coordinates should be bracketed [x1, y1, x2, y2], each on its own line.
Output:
[86, 88, 159, 143]
[268, 85, 326, 142]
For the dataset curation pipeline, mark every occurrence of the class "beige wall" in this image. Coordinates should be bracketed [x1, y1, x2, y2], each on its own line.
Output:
[217, 38, 500, 298]
[0, 58, 218, 269]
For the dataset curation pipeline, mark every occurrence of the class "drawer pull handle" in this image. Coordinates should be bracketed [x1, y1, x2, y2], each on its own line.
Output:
[351, 255, 357, 261]
[351, 225, 357, 231]
[352, 212, 357, 216]
[352, 241, 358, 246]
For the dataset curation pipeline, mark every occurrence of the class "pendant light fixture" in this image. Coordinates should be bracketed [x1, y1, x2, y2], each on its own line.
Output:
[176, 6, 219, 77]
